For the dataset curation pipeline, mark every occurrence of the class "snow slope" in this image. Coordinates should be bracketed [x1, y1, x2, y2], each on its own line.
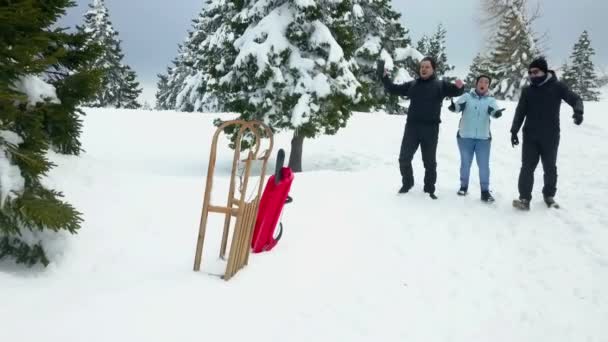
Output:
[1, 99, 608, 342]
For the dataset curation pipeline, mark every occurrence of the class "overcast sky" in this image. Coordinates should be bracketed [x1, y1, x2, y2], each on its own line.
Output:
[58, 0, 608, 104]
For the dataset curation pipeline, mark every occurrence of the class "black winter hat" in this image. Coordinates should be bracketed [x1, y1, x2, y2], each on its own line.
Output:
[476, 74, 492, 85]
[529, 57, 548, 73]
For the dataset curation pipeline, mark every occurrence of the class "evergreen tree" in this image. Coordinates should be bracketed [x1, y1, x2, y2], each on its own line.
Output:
[465, 53, 492, 90]
[155, 68, 171, 110]
[350, 0, 419, 113]
[561, 30, 600, 101]
[0, 0, 101, 266]
[216, 0, 362, 172]
[488, 1, 540, 100]
[415, 24, 455, 78]
[560, 61, 571, 85]
[78, 0, 141, 108]
[157, 0, 242, 112]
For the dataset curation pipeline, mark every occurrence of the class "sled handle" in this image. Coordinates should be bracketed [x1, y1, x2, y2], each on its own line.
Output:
[274, 149, 285, 185]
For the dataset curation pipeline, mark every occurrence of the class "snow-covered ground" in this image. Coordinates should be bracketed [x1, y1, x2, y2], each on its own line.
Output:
[1, 97, 607, 341]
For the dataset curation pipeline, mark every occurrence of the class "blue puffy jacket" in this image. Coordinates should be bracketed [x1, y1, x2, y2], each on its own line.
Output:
[450, 90, 502, 139]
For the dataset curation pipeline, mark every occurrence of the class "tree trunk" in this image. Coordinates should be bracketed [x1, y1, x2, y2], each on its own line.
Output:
[288, 131, 304, 173]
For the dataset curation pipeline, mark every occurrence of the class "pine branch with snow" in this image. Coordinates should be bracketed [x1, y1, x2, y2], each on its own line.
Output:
[0, 0, 101, 266]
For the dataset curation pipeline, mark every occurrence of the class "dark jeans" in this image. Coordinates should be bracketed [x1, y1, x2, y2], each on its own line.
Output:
[518, 134, 560, 200]
[399, 123, 439, 193]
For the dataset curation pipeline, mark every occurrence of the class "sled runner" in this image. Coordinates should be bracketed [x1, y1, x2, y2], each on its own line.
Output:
[251, 149, 294, 253]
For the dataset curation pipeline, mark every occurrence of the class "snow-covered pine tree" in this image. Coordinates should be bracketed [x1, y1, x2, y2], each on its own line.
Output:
[0, 0, 101, 266]
[414, 24, 454, 79]
[350, 0, 420, 113]
[560, 61, 571, 85]
[428, 24, 455, 78]
[78, 0, 142, 108]
[216, 0, 362, 172]
[157, 0, 244, 113]
[465, 53, 492, 89]
[155, 70, 171, 110]
[155, 5, 211, 111]
[561, 30, 600, 101]
[488, 0, 539, 100]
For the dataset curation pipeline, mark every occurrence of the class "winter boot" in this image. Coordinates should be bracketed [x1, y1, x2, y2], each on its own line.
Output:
[457, 186, 468, 196]
[481, 190, 495, 203]
[424, 187, 438, 200]
[398, 184, 412, 194]
[512, 198, 530, 211]
[543, 196, 559, 208]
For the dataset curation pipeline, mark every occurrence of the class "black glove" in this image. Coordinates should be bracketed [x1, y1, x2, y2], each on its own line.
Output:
[448, 98, 456, 112]
[573, 113, 583, 125]
[511, 133, 519, 147]
[489, 108, 505, 118]
[376, 60, 386, 81]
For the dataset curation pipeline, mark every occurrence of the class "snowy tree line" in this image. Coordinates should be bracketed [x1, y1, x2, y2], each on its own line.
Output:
[466, 0, 601, 101]
[154, 0, 603, 170]
[0, 0, 603, 267]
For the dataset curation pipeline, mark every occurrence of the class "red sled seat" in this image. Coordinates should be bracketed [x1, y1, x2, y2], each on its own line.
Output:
[251, 149, 293, 253]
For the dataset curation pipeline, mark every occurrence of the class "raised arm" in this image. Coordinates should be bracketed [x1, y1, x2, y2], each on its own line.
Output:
[382, 75, 413, 96]
[442, 79, 465, 98]
[376, 59, 412, 96]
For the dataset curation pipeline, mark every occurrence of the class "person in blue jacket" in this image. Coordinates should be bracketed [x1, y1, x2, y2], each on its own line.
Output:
[448, 75, 505, 202]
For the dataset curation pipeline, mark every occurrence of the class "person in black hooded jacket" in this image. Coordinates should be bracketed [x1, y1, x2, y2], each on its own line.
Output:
[511, 57, 584, 210]
[377, 57, 464, 199]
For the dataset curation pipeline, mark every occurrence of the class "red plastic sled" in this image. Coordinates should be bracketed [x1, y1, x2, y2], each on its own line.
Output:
[251, 150, 294, 253]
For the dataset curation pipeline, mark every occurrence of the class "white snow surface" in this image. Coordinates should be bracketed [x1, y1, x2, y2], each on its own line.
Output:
[12, 75, 60, 106]
[1, 101, 608, 341]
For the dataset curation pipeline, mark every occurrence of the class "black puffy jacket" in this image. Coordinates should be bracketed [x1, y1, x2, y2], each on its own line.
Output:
[511, 71, 584, 138]
[382, 74, 464, 125]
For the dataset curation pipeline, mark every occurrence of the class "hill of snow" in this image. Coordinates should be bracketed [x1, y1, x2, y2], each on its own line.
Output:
[1, 99, 607, 341]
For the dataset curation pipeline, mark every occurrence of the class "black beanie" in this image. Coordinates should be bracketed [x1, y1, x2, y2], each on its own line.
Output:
[476, 74, 492, 85]
[529, 57, 548, 73]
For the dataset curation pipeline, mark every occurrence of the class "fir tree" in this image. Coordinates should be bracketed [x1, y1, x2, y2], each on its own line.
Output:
[561, 30, 600, 101]
[427, 24, 455, 78]
[155, 69, 171, 110]
[465, 53, 492, 90]
[350, 0, 419, 113]
[78, 0, 141, 108]
[415, 24, 455, 78]
[157, 0, 242, 112]
[488, 1, 540, 100]
[0, 0, 101, 266]
[215, 0, 362, 172]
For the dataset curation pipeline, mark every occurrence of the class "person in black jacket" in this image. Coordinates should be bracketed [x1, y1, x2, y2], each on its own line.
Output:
[378, 57, 464, 199]
[511, 57, 584, 210]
